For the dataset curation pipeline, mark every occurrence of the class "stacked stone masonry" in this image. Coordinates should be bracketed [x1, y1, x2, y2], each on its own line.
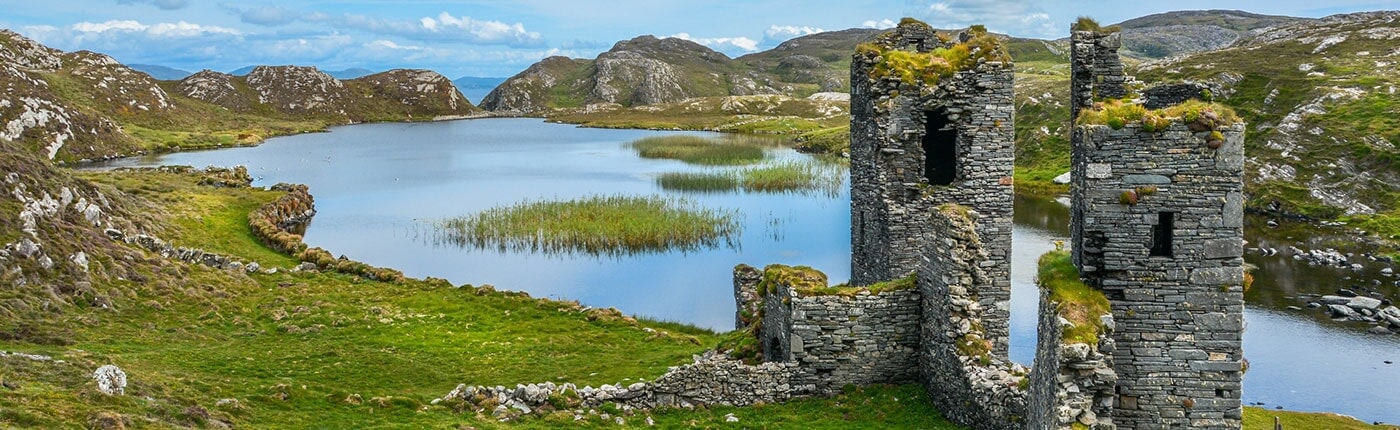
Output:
[1027, 291, 1118, 430]
[1071, 122, 1247, 430]
[751, 270, 922, 393]
[849, 21, 1015, 359]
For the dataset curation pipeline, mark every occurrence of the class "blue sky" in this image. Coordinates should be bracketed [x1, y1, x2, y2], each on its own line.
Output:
[2, 1, 1393, 78]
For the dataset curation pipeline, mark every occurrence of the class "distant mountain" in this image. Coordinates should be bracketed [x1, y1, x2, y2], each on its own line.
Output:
[1111, 10, 1308, 59]
[480, 31, 883, 114]
[228, 66, 375, 80]
[0, 29, 479, 163]
[129, 63, 193, 80]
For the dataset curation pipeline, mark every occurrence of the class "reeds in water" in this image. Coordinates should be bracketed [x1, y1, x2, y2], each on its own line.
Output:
[629, 135, 769, 166]
[429, 195, 741, 257]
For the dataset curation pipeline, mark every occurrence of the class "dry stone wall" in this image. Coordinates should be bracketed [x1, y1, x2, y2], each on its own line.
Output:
[1027, 290, 1118, 430]
[916, 206, 1027, 430]
[1072, 121, 1246, 430]
[757, 278, 921, 394]
[849, 21, 1015, 358]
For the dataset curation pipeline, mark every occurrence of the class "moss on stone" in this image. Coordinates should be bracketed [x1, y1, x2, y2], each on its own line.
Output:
[1077, 99, 1242, 132]
[1037, 250, 1111, 345]
[759, 264, 829, 296]
[861, 21, 1009, 87]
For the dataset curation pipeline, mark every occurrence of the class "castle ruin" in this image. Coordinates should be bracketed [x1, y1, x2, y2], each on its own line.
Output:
[734, 18, 1245, 430]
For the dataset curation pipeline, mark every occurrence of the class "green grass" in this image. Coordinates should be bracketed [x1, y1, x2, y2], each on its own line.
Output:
[1243, 407, 1393, 430]
[655, 159, 844, 196]
[78, 168, 300, 268]
[796, 125, 851, 156]
[629, 135, 768, 166]
[430, 195, 741, 257]
[1037, 250, 1111, 345]
[738, 161, 843, 194]
[656, 171, 740, 192]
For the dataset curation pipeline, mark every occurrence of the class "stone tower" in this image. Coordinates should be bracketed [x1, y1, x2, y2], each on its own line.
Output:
[848, 20, 1015, 356]
[1069, 26, 1247, 430]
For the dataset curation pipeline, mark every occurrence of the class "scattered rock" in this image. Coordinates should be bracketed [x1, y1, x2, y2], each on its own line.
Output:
[1366, 326, 1392, 335]
[92, 364, 127, 395]
[724, 413, 740, 423]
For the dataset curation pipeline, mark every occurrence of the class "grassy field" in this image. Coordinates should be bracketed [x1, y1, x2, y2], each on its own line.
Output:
[430, 195, 741, 257]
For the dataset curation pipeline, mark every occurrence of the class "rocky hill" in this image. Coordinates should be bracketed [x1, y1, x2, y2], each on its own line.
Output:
[0, 29, 479, 163]
[1133, 11, 1400, 224]
[1114, 10, 1308, 59]
[481, 31, 883, 115]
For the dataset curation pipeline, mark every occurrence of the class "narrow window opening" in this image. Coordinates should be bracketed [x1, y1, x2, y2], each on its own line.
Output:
[767, 337, 784, 362]
[1150, 212, 1174, 257]
[922, 111, 957, 185]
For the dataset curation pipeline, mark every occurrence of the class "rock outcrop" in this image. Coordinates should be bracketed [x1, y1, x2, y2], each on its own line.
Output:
[346, 69, 477, 118]
[245, 65, 352, 116]
[175, 70, 251, 111]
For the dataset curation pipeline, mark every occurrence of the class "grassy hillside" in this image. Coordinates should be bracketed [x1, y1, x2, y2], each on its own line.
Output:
[1133, 12, 1400, 247]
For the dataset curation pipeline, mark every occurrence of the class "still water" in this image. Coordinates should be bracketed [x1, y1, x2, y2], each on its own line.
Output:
[92, 118, 1398, 423]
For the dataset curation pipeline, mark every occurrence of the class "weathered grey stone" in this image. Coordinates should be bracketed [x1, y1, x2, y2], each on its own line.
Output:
[1086, 163, 1112, 179]
[1122, 174, 1171, 185]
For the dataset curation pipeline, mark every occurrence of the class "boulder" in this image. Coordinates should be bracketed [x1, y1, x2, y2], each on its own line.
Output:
[92, 364, 127, 395]
[1327, 304, 1356, 318]
[1053, 171, 1072, 184]
[1347, 296, 1383, 312]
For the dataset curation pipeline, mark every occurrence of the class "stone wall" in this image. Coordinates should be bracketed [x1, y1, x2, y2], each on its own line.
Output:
[1027, 289, 1118, 430]
[436, 351, 801, 421]
[1071, 122, 1246, 429]
[916, 205, 1027, 430]
[757, 277, 922, 394]
[732, 264, 762, 329]
[1070, 29, 1127, 272]
[849, 20, 1015, 359]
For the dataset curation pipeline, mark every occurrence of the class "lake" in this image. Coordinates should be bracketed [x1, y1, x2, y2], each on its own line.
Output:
[89, 118, 1399, 423]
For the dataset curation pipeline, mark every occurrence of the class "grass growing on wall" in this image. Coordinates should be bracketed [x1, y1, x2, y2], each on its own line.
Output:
[1037, 250, 1111, 345]
[430, 195, 741, 257]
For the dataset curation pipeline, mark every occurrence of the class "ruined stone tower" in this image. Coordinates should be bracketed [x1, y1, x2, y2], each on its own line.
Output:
[849, 20, 1015, 357]
[1069, 26, 1247, 430]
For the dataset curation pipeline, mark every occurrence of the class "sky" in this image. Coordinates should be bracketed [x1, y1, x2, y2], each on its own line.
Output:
[2, 0, 1393, 79]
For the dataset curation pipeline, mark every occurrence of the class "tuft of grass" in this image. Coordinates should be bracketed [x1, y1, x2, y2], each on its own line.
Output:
[738, 161, 843, 195]
[656, 171, 740, 192]
[629, 135, 768, 166]
[1072, 16, 1122, 33]
[1037, 250, 1111, 345]
[1078, 99, 1241, 131]
[758, 264, 829, 296]
[655, 160, 844, 196]
[430, 195, 741, 257]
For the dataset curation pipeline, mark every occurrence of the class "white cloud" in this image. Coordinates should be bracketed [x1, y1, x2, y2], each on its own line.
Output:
[669, 32, 759, 56]
[366, 40, 423, 51]
[862, 19, 898, 29]
[762, 25, 824, 48]
[418, 12, 542, 46]
[909, 0, 1060, 38]
[69, 20, 241, 37]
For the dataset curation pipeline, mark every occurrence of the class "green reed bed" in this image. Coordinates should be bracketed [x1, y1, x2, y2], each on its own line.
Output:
[656, 160, 844, 196]
[656, 171, 741, 192]
[630, 135, 769, 165]
[431, 195, 740, 256]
